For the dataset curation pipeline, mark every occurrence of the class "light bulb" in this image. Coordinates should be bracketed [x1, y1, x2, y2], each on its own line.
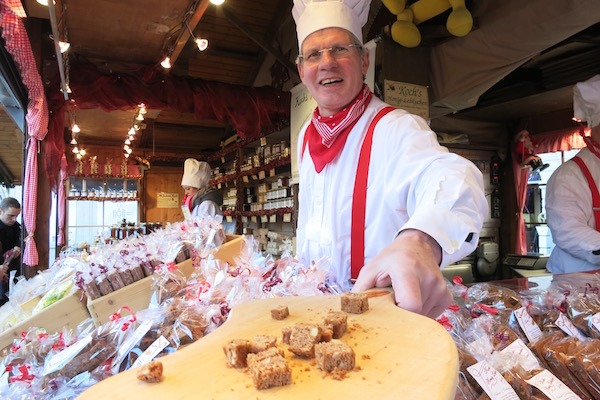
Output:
[72, 146, 79, 153]
[139, 104, 147, 114]
[70, 137, 77, 145]
[124, 144, 130, 151]
[36, 0, 48, 5]
[58, 41, 70, 53]
[76, 153, 83, 160]
[195, 38, 208, 51]
[136, 113, 144, 121]
[124, 138, 131, 145]
[124, 153, 130, 158]
[128, 135, 135, 141]
[126, 148, 132, 154]
[79, 149, 86, 156]
[160, 56, 171, 69]
[210, 0, 225, 5]
[128, 128, 136, 136]
[72, 123, 80, 133]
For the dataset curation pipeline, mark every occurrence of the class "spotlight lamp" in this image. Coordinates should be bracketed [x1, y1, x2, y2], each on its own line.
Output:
[160, 56, 172, 69]
[58, 41, 70, 53]
[195, 38, 209, 51]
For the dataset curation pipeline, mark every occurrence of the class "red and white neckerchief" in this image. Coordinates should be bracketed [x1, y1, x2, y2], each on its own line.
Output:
[304, 84, 372, 172]
[182, 195, 193, 212]
[583, 135, 600, 160]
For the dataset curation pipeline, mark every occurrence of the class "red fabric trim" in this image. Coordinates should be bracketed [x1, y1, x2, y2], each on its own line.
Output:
[572, 156, 600, 231]
[350, 106, 395, 279]
[45, 62, 290, 191]
[532, 127, 588, 154]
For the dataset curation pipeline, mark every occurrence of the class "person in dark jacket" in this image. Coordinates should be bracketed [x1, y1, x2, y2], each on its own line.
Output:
[0, 197, 22, 306]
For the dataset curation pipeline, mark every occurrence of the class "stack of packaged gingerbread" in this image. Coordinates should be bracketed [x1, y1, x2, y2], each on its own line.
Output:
[442, 275, 600, 400]
[0, 234, 332, 399]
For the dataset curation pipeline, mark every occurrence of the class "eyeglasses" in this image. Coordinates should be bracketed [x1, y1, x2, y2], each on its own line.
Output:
[296, 44, 362, 65]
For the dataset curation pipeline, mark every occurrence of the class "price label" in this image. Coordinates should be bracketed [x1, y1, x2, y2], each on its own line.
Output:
[258, 171, 266, 180]
[251, 216, 258, 223]
[269, 169, 275, 177]
[243, 176, 249, 183]
[591, 312, 600, 332]
[514, 307, 543, 343]
[467, 361, 519, 400]
[269, 214, 277, 223]
[226, 215, 233, 223]
[526, 369, 582, 400]
[261, 215, 268, 223]
[283, 213, 291, 223]
[252, 174, 258, 180]
[556, 312, 586, 340]
[217, 183, 222, 189]
[221, 157, 225, 163]
[260, 137, 267, 146]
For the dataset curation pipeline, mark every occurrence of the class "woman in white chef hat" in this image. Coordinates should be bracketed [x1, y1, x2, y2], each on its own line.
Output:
[546, 75, 600, 274]
[181, 158, 222, 219]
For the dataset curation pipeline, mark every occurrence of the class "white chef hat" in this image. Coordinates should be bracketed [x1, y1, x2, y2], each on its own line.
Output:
[292, 0, 372, 49]
[181, 158, 212, 189]
[574, 74, 600, 128]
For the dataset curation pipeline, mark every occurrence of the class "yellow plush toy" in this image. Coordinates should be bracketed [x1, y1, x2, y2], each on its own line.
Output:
[383, 0, 473, 48]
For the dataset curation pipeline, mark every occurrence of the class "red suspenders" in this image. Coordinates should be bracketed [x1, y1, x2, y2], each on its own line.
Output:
[301, 106, 395, 279]
[350, 106, 395, 279]
[572, 156, 600, 230]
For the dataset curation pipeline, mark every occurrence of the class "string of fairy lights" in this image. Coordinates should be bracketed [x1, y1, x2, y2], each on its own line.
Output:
[39, 0, 227, 162]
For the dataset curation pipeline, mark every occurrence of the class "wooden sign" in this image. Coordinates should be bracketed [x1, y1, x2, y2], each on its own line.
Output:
[157, 192, 179, 208]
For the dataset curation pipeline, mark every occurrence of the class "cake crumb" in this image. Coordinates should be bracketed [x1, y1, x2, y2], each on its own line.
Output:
[271, 305, 289, 320]
[136, 360, 163, 383]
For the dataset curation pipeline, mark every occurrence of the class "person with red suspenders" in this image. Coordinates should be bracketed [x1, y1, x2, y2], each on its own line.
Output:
[292, 0, 487, 318]
[546, 75, 600, 273]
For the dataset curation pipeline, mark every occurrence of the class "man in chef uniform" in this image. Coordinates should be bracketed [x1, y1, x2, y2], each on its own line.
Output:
[292, 0, 488, 318]
[546, 75, 600, 273]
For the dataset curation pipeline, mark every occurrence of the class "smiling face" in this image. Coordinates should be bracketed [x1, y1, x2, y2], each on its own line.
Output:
[297, 27, 369, 117]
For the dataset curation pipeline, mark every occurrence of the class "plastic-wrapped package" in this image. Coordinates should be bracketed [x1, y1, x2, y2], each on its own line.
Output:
[32, 279, 75, 314]
[464, 283, 522, 322]
[454, 371, 479, 400]
[531, 333, 593, 399]
[564, 338, 600, 399]
[565, 286, 600, 339]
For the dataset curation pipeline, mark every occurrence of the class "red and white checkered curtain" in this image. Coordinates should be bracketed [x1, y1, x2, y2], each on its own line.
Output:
[1, 0, 50, 266]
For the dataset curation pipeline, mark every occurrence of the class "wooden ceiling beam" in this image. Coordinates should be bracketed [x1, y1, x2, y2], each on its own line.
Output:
[220, 4, 299, 80]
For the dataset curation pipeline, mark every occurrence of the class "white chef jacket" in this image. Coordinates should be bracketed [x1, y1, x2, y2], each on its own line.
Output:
[191, 201, 220, 219]
[296, 96, 488, 290]
[546, 147, 600, 273]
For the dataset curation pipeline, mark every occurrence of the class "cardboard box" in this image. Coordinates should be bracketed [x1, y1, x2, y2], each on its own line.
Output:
[86, 235, 244, 326]
[0, 291, 90, 351]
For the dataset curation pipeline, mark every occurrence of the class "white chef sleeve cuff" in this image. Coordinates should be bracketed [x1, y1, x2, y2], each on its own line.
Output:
[398, 205, 480, 267]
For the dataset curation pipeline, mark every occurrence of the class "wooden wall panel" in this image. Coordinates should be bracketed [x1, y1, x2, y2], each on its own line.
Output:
[143, 166, 184, 226]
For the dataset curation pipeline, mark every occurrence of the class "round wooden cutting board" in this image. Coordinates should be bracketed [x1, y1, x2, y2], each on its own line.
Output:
[79, 290, 458, 400]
